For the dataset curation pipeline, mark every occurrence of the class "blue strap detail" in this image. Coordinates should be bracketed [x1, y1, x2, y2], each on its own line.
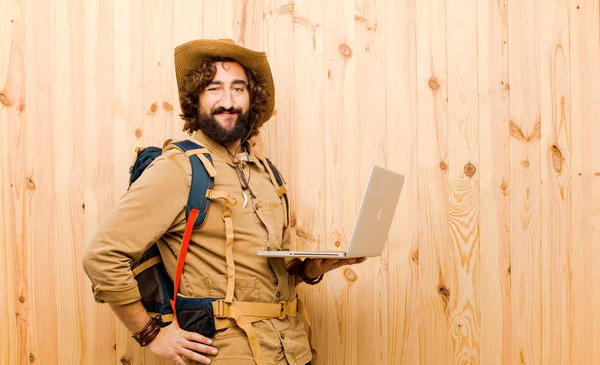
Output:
[171, 140, 214, 228]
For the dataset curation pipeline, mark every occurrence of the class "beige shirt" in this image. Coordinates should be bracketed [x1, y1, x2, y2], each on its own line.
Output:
[82, 131, 312, 365]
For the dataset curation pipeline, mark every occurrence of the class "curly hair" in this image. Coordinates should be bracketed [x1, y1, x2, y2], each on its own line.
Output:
[179, 57, 270, 136]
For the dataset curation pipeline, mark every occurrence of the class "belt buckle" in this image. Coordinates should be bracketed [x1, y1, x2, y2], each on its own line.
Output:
[213, 300, 229, 318]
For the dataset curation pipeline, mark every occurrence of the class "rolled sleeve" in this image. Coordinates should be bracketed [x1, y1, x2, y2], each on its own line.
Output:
[82, 151, 189, 304]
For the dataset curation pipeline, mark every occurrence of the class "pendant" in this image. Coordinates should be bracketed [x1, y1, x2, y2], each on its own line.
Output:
[243, 190, 248, 209]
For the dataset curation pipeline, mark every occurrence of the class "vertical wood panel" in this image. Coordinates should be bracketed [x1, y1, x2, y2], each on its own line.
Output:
[353, 0, 388, 363]
[25, 0, 60, 362]
[54, 0, 86, 363]
[384, 0, 420, 363]
[539, 0, 572, 364]
[570, 1, 600, 364]
[1, 1, 27, 364]
[415, 0, 451, 363]
[477, 0, 511, 364]
[508, 0, 543, 364]
[446, 0, 481, 363]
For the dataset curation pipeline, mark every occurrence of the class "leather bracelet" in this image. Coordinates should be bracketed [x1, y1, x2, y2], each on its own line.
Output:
[299, 259, 324, 285]
[132, 319, 160, 347]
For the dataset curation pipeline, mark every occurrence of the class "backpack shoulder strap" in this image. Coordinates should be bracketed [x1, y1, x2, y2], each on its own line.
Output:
[167, 139, 216, 228]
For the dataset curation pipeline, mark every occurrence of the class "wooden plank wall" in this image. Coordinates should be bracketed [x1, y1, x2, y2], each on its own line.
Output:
[1, 0, 599, 364]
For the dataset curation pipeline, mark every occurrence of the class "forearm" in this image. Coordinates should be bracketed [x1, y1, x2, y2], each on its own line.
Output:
[109, 300, 153, 334]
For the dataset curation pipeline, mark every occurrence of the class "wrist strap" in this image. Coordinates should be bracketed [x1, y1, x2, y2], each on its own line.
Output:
[132, 318, 160, 346]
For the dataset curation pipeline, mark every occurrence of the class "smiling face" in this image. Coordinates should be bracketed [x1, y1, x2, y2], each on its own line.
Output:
[196, 62, 251, 145]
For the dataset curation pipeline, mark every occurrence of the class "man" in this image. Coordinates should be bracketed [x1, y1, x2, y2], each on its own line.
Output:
[82, 39, 365, 365]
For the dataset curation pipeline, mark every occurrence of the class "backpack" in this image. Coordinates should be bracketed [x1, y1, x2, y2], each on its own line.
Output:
[128, 139, 289, 330]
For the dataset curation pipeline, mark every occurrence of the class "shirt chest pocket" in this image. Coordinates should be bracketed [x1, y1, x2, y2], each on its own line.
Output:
[259, 201, 284, 250]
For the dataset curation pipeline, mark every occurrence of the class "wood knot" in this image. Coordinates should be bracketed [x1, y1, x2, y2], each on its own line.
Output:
[339, 44, 353, 58]
[0, 92, 12, 106]
[521, 160, 530, 168]
[81, 203, 85, 211]
[149, 102, 158, 114]
[29, 353, 35, 363]
[438, 284, 450, 309]
[343, 268, 357, 282]
[18, 295, 26, 303]
[26, 177, 36, 191]
[428, 76, 440, 91]
[464, 163, 476, 177]
[120, 357, 131, 365]
[439, 161, 448, 172]
[411, 249, 419, 265]
[551, 145, 564, 173]
[18, 101, 26, 114]
[334, 240, 341, 247]
[134, 128, 143, 139]
[501, 181, 508, 195]
[162, 101, 173, 111]
[595, 172, 600, 177]
[507, 265, 511, 275]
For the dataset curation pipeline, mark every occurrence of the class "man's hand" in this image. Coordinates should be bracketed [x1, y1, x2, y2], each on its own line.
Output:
[302, 257, 367, 280]
[146, 321, 218, 365]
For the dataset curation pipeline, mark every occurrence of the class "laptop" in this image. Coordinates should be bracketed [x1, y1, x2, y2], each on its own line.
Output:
[257, 165, 405, 259]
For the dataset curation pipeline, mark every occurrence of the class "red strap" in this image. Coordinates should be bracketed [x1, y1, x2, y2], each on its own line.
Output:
[170, 208, 200, 315]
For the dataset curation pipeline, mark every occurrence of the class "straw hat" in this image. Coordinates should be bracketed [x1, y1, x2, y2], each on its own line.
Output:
[174, 39, 275, 126]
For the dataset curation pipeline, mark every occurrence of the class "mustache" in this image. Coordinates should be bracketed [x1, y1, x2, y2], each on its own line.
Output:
[211, 106, 242, 115]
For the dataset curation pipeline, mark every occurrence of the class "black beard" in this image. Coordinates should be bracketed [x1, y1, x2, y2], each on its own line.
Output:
[196, 107, 251, 146]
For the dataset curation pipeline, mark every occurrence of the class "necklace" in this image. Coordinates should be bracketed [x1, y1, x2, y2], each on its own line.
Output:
[227, 147, 256, 208]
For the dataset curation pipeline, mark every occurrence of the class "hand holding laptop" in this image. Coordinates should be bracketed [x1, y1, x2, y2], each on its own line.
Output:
[302, 257, 368, 280]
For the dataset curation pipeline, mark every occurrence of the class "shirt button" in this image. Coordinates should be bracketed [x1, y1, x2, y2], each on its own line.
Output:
[275, 291, 281, 298]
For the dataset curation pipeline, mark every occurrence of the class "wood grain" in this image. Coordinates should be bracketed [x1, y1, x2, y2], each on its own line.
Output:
[1, 1, 600, 364]
[570, 1, 600, 364]
[415, 0, 452, 363]
[384, 0, 420, 363]
[539, 0, 572, 364]
[508, 0, 543, 363]
[353, 0, 388, 363]
[477, 0, 511, 364]
[1, 1, 27, 364]
[446, 0, 481, 363]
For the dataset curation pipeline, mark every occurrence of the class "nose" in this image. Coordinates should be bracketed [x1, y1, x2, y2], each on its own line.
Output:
[219, 89, 234, 109]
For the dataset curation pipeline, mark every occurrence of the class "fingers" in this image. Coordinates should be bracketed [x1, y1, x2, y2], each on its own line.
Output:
[184, 331, 214, 346]
[181, 331, 218, 356]
[184, 340, 218, 358]
[180, 346, 214, 364]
